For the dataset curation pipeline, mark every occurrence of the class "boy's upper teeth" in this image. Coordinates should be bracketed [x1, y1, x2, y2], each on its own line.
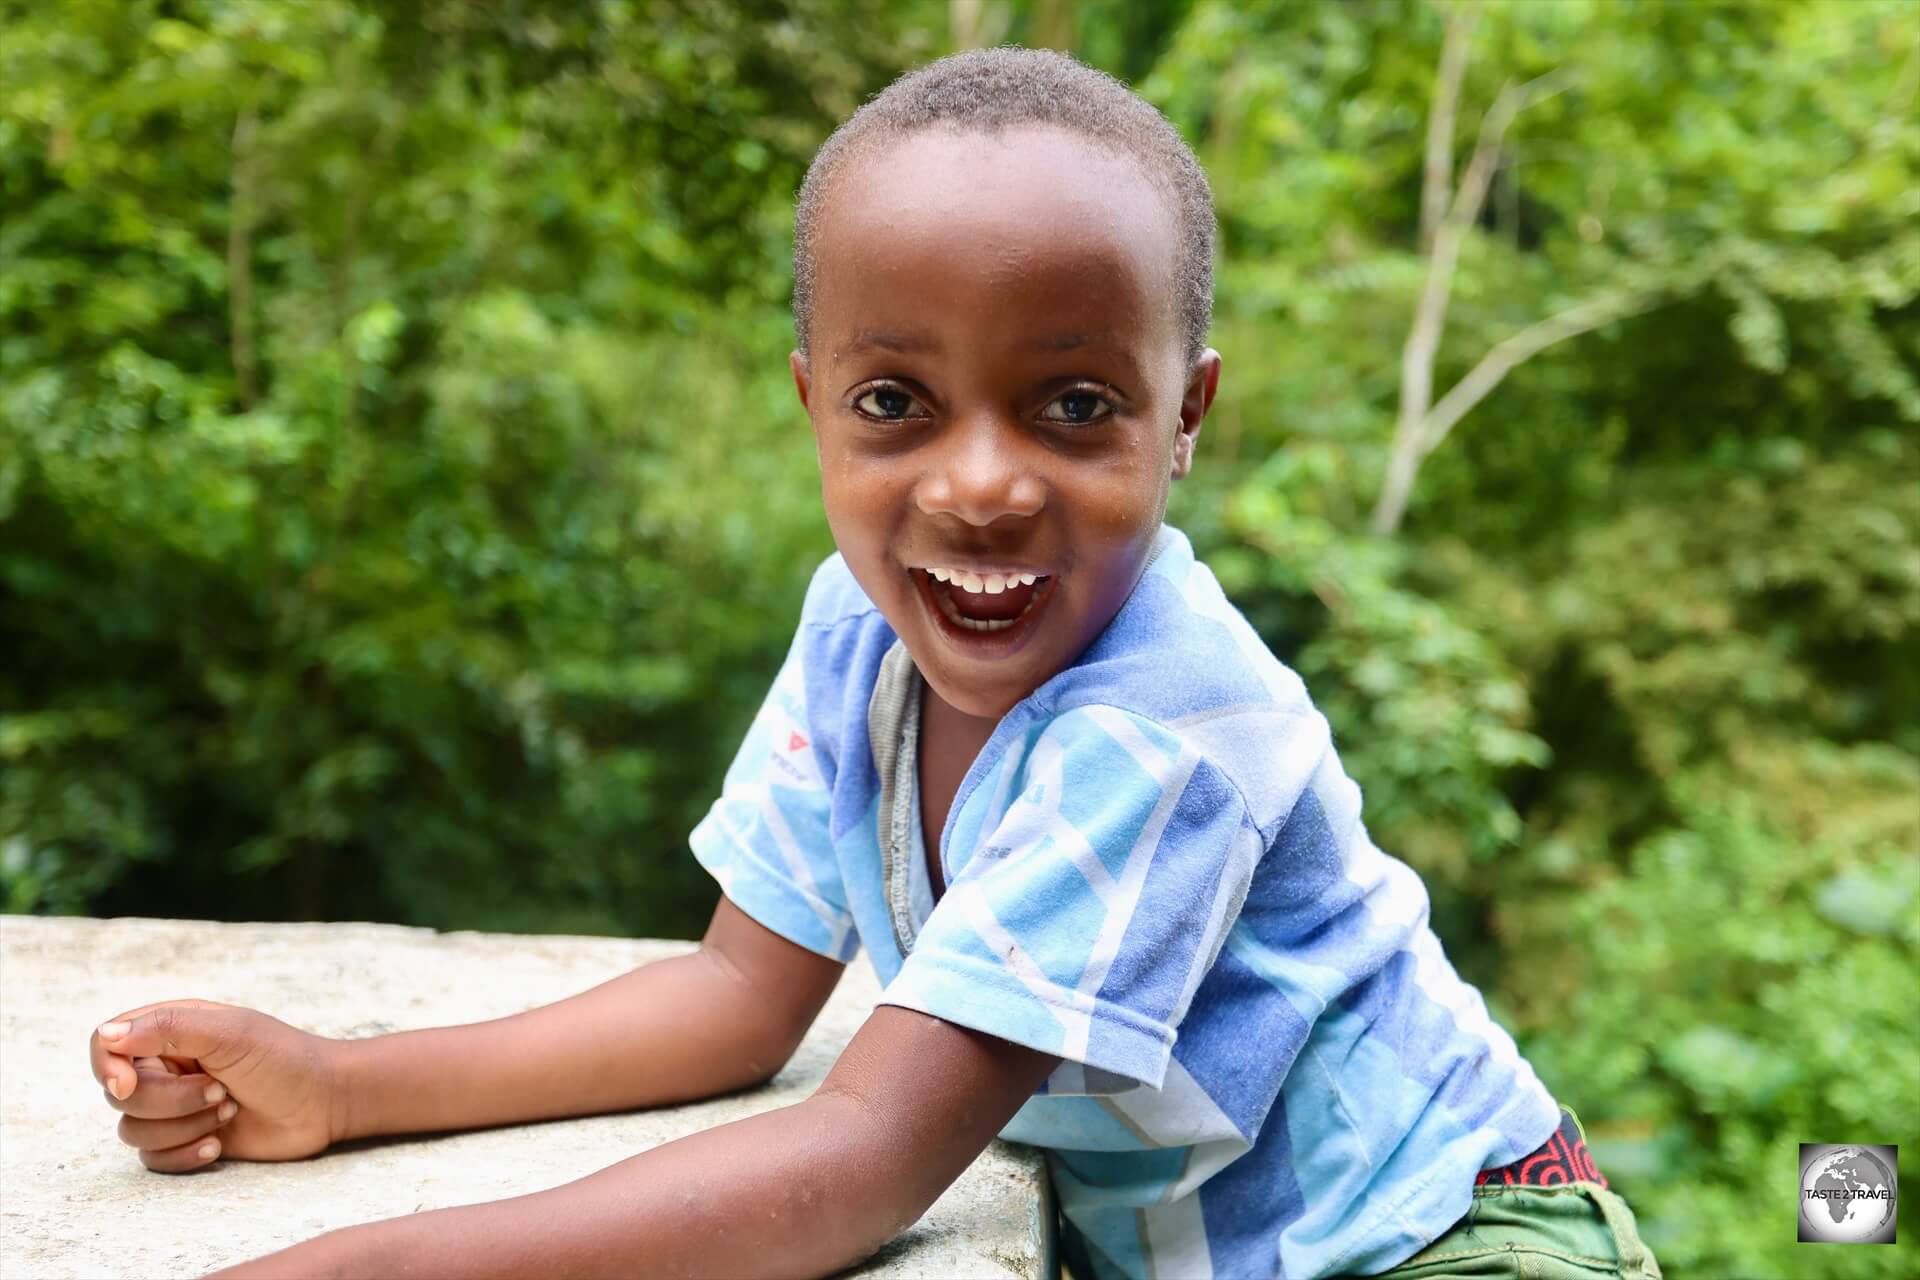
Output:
[924, 567, 1041, 592]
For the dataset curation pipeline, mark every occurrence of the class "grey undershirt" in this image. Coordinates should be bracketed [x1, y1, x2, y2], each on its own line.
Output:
[868, 639, 935, 958]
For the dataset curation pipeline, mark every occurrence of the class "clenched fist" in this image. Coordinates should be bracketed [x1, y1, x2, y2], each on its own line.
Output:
[89, 1000, 342, 1173]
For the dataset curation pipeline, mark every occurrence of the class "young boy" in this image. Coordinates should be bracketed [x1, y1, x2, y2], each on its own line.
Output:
[87, 49, 1660, 1280]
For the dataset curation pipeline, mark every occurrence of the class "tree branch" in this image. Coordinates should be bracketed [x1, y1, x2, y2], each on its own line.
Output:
[1420, 3, 1480, 256]
[1449, 69, 1568, 244]
[1418, 292, 1654, 457]
[1376, 65, 1572, 536]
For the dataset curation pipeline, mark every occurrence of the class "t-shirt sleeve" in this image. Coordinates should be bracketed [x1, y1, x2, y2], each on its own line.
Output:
[688, 620, 859, 963]
[878, 705, 1258, 1092]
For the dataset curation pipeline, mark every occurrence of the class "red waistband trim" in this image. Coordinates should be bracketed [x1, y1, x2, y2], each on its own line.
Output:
[1475, 1109, 1608, 1188]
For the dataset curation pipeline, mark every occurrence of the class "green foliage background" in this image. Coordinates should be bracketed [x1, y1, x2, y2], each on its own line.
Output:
[3, 1, 1915, 1273]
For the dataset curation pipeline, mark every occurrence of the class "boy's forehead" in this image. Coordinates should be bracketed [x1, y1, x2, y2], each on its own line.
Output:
[812, 126, 1182, 351]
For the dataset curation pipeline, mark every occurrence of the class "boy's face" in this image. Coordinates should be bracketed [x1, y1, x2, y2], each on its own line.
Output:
[793, 125, 1220, 721]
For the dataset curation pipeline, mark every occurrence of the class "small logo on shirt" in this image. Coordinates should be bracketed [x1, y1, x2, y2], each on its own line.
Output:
[1798, 1144, 1897, 1244]
[766, 722, 816, 786]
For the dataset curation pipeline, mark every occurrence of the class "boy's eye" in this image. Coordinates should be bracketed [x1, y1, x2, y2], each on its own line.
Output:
[852, 387, 929, 420]
[1040, 389, 1114, 426]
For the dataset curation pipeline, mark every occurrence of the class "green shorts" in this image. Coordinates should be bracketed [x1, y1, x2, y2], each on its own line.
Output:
[1359, 1182, 1662, 1279]
[1359, 1111, 1662, 1280]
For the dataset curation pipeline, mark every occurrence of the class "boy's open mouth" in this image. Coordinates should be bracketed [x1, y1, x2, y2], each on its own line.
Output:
[908, 566, 1056, 647]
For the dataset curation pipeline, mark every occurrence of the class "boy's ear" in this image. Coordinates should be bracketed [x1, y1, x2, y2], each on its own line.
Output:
[790, 351, 813, 415]
[1172, 348, 1221, 480]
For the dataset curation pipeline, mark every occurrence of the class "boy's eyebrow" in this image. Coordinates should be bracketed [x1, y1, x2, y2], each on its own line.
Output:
[840, 328, 1144, 377]
[1026, 330, 1124, 353]
[1029, 331, 1144, 379]
[844, 329, 941, 355]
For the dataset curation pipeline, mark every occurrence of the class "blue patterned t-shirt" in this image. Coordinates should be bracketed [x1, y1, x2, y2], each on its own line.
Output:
[689, 526, 1560, 1279]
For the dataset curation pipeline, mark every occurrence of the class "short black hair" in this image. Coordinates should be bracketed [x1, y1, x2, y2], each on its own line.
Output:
[793, 47, 1215, 362]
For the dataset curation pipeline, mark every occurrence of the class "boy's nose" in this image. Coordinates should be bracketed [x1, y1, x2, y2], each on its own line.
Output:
[914, 419, 1045, 526]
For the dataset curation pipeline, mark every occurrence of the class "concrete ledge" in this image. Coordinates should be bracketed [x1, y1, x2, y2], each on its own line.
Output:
[0, 916, 1055, 1278]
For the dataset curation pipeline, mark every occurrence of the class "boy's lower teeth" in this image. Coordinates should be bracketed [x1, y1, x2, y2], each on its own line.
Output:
[955, 613, 1021, 633]
[928, 574, 1046, 633]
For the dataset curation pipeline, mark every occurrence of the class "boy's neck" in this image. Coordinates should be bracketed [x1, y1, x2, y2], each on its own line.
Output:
[916, 684, 1004, 900]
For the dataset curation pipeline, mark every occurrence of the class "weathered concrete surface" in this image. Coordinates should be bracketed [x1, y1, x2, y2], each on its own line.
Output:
[0, 916, 1054, 1279]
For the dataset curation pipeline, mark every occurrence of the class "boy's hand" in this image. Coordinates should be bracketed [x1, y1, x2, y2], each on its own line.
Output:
[89, 1000, 340, 1173]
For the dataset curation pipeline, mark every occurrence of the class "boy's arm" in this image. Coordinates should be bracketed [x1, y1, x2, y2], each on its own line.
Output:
[333, 896, 845, 1140]
[211, 1006, 1058, 1280]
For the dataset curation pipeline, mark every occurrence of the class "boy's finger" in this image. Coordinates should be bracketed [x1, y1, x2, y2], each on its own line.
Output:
[91, 1000, 234, 1098]
[138, 1133, 222, 1175]
[96, 1006, 239, 1073]
[119, 1099, 237, 1154]
[89, 1033, 137, 1102]
[103, 1065, 228, 1120]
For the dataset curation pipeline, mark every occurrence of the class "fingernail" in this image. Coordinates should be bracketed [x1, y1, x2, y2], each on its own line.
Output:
[218, 1100, 238, 1123]
[106, 1075, 126, 1100]
[197, 1140, 219, 1160]
[98, 1021, 130, 1041]
[204, 1082, 227, 1106]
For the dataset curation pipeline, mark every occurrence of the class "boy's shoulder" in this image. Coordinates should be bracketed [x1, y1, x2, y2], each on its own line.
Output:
[1029, 527, 1334, 840]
